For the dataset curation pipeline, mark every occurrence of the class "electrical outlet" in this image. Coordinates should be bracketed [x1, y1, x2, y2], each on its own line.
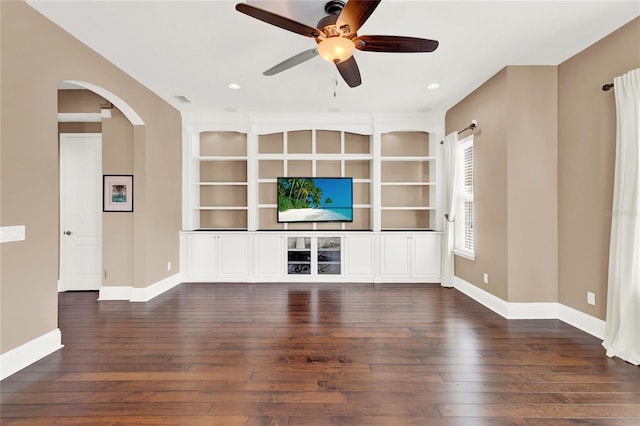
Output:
[483, 273, 489, 284]
[104, 269, 110, 280]
[587, 291, 596, 306]
[167, 261, 172, 271]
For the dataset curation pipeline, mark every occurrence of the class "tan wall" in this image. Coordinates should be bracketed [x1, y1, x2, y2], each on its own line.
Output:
[447, 17, 639, 315]
[446, 66, 559, 303]
[558, 17, 640, 319]
[102, 108, 134, 287]
[58, 89, 106, 113]
[506, 67, 558, 302]
[0, 1, 181, 354]
[447, 69, 510, 300]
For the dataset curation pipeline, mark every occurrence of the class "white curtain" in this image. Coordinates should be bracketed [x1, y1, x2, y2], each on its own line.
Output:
[441, 132, 459, 287]
[602, 68, 640, 366]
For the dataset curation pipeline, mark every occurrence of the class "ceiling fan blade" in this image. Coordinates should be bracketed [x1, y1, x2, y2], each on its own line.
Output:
[263, 49, 318, 76]
[337, 0, 381, 35]
[336, 56, 362, 88]
[354, 35, 439, 53]
[235, 3, 322, 38]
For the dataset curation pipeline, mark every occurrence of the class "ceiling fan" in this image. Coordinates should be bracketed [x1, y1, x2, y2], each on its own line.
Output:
[235, 0, 439, 88]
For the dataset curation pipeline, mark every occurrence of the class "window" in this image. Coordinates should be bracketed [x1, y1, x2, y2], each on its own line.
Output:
[454, 136, 474, 258]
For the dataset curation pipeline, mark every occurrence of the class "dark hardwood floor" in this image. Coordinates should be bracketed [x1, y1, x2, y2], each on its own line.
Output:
[1, 282, 639, 425]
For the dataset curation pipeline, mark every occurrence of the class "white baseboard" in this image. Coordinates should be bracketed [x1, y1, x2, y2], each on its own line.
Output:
[559, 303, 606, 339]
[452, 275, 605, 339]
[98, 273, 182, 302]
[507, 302, 559, 319]
[0, 328, 63, 380]
[453, 275, 510, 318]
[131, 272, 182, 302]
[98, 285, 133, 300]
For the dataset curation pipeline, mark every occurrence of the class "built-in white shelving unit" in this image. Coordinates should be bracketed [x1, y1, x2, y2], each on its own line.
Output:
[192, 131, 248, 230]
[181, 113, 445, 283]
[380, 131, 436, 231]
[256, 129, 372, 231]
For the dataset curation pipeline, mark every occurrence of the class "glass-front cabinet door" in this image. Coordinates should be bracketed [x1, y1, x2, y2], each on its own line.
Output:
[317, 237, 341, 275]
[286, 236, 342, 276]
[287, 237, 311, 275]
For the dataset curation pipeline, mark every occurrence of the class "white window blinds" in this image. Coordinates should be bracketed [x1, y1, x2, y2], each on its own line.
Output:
[455, 136, 474, 255]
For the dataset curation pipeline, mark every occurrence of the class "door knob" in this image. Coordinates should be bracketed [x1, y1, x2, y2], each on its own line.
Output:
[64, 231, 72, 235]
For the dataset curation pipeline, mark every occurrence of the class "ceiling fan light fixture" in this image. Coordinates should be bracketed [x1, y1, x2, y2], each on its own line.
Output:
[317, 36, 355, 63]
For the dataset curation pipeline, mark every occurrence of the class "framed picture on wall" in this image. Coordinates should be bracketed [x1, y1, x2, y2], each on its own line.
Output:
[103, 175, 133, 212]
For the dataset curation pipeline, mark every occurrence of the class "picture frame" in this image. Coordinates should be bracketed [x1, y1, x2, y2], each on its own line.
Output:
[103, 175, 133, 212]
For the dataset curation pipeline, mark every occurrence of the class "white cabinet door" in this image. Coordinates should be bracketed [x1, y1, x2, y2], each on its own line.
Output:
[345, 235, 374, 279]
[187, 233, 217, 278]
[381, 233, 442, 282]
[412, 234, 442, 281]
[381, 235, 411, 278]
[254, 234, 284, 279]
[186, 233, 249, 280]
[219, 234, 249, 278]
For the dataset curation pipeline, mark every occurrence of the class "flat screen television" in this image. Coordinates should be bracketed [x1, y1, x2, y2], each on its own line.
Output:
[277, 177, 353, 223]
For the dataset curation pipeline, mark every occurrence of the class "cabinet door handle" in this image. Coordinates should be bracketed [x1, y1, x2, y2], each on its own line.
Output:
[64, 231, 72, 236]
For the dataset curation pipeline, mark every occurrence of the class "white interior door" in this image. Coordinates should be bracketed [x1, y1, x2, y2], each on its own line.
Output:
[60, 133, 102, 291]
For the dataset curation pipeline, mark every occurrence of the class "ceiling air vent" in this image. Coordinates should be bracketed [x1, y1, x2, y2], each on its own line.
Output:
[173, 95, 191, 104]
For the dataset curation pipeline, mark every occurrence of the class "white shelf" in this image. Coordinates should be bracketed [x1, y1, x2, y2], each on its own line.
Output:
[196, 156, 248, 161]
[196, 227, 247, 231]
[382, 227, 435, 231]
[381, 206, 435, 211]
[381, 182, 435, 186]
[257, 153, 373, 161]
[259, 177, 370, 181]
[381, 156, 436, 161]
[198, 206, 248, 211]
[198, 182, 248, 186]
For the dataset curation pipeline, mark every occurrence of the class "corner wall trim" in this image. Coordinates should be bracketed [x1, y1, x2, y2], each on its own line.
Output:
[57, 113, 101, 123]
[0, 225, 26, 243]
[98, 273, 183, 302]
[0, 328, 63, 380]
[452, 276, 605, 339]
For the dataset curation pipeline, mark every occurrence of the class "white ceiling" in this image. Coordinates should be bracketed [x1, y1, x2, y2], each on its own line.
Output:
[28, 0, 639, 116]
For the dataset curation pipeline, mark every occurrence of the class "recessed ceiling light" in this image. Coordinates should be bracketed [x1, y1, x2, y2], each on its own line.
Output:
[427, 83, 440, 90]
[223, 107, 238, 113]
[228, 83, 241, 90]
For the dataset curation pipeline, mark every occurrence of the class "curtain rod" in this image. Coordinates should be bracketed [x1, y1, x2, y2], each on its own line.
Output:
[458, 121, 477, 134]
[602, 83, 614, 91]
[440, 120, 477, 144]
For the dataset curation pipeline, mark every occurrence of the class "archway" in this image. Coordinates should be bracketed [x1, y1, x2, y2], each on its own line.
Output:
[58, 80, 144, 297]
